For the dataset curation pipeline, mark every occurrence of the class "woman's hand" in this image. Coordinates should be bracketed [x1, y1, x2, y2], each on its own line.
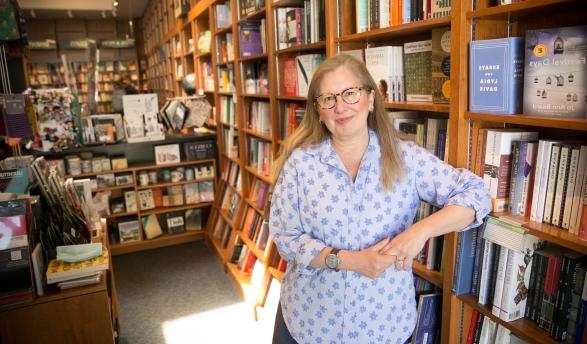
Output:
[380, 225, 430, 271]
[341, 237, 397, 279]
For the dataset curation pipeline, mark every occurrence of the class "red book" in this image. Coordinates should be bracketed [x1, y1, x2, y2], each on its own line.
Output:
[282, 57, 297, 96]
[466, 310, 479, 344]
[579, 185, 587, 240]
[242, 251, 256, 274]
[277, 257, 288, 272]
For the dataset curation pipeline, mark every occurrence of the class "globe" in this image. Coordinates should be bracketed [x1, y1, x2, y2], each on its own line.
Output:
[182, 73, 196, 95]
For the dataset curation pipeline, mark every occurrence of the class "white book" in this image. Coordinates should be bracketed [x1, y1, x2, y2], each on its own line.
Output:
[519, 142, 538, 216]
[477, 239, 496, 305]
[495, 325, 512, 343]
[543, 144, 562, 223]
[343, 49, 364, 62]
[296, 54, 322, 97]
[379, 0, 390, 28]
[562, 146, 581, 229]
[531, 140, 559, 223]
[365, 46, 395, 102]
[552, 145, 571, 226]
[569, 145, 587, 233]
[392, 46, 405, 102]
[491, 246, 509, 317]
[483, 130, 539, 212]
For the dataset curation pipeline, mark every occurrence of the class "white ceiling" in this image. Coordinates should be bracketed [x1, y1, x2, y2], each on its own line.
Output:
[18, 0, 150, 19]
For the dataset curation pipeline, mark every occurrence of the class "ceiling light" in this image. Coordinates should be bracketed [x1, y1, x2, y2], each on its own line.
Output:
[67, 10, 73, 18]
[113, 1, 119, 7]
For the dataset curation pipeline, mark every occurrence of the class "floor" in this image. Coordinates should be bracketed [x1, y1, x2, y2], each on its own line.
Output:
[113, 241, 276, 344]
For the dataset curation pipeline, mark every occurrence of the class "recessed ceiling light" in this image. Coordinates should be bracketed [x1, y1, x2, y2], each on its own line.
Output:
[113, 1, 119, 7]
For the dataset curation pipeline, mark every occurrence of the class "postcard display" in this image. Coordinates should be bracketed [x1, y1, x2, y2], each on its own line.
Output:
[31, 88, 81, 151]
[122, 94, 165, 143]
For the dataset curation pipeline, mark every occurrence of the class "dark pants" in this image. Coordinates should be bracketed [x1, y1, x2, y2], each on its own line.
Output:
[272, 302, 297, 344]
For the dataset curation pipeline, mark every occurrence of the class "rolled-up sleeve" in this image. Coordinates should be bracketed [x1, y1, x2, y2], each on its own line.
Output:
[269, 153, 327, 275]
[410, 143, 492, 230]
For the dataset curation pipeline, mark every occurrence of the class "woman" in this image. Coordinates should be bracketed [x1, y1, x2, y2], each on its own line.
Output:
[269, 54, 491, 344]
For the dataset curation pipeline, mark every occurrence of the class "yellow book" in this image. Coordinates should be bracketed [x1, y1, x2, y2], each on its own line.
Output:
[46, 249, 109, 284]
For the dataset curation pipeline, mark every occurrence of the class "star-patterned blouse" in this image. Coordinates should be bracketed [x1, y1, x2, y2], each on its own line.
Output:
[269, 130, 492, 344]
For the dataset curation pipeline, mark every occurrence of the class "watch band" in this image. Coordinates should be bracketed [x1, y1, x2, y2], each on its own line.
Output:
[331, 248, 340, 272]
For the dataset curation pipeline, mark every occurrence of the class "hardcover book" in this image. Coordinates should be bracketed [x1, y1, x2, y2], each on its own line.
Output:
[118, 220, 141, 243]
[166, 211, 185, 234]
[239, 21, 263, 57]
[412, 293, 442, 344]
[404, 40, 432, 102]
[431, 27, 451, 104]
[523, 25, 587, 119]
[365, 46, 395, 102]
[185, 209, 202, 231]
[469, 37, 525, 114]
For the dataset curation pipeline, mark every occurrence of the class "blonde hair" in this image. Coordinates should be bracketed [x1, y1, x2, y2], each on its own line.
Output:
[271, 54, 404, 189]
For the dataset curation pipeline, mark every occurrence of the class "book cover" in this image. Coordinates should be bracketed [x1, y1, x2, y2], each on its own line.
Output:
[239, 21, 263, 57]
[404, 40, 432, 102]
[166, 211, 185, 234]
[523, 25, 587, 119]
[412, 293, 442, 344]
[185, 209, 202, 231]
[453, 225, 481, 295]
[118, 219, 141, 243]
[0, 213, 33, 303]
[469, 37, 525, 114]
[142, 214, 162, 240]
[281, 57, 298, 96]
[296, 54, 324, 97]
[365, 46, 395, 102]
[46, 249, 109, 284]
[431, 27, 451, 104]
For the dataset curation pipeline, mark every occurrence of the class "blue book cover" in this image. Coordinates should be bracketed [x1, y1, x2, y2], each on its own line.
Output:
[469, 37, 525, 114]
[523, 25, 587, 119]
[412, 293, 442, 344]
[452, 226, 480, 295]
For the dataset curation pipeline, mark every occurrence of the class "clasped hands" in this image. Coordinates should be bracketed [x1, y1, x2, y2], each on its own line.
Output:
[351, 228, 429, 279]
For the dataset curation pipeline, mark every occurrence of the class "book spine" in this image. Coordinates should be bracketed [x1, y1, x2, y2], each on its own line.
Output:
[492, 246, 509, 317]
[544, 144, 561, 224]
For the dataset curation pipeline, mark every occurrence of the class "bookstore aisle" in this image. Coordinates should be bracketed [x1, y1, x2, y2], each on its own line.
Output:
[113, 242, 275, 344]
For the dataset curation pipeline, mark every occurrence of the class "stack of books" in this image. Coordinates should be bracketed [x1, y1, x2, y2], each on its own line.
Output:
[46, 249, 109, 290]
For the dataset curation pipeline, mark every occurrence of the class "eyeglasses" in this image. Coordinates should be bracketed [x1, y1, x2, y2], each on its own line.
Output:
[314, 87, 368, 110]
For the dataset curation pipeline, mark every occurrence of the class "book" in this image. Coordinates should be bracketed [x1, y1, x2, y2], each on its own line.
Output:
[453, 226, 481, 295]
[523, 25, 587, 119]
[142, 214, 162, 239]
[412, 293, 442, 344]
[185, 209, 202, 231]
[431, 27, 451, 104]
[166, 211, 185, 234]
[469, 37, 525, 114]
[46, 249, 109, 284]
[118, 219, 140, 243]
[31, 243, 45, 297]
[365, 46, 395, 102]
[239, 21, 263, 57]
[404, 40, 432, 102]
[296, 54, 324, 97]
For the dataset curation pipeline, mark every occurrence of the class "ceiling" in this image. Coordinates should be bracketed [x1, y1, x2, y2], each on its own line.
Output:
[18, 0, 150, 19]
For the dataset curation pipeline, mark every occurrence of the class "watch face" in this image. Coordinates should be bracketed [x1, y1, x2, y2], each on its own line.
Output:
[326, 254, 338, 269]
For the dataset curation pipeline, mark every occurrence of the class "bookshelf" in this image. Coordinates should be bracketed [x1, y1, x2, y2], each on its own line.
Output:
[138, 0, 586, 342]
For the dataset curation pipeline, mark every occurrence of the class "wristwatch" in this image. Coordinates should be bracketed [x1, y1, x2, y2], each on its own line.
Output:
[325, 248, 341, 272]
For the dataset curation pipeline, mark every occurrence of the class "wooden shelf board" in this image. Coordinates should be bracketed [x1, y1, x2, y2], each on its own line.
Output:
[218, 91, 236, 96]
[385, 101, 450, 113]
[466, 112, 587, 131]
[239, 7, 266, 22]
[243, 127, 272, 141]
[272, 0, 304, 8]
[140, 202, 214, 216]
[244, 197, 264, 216]
[491, 213, 587, 254]
[275, 41, 326, 54]
[277, 95, 307, 102]
[110, 230, 204, 255]
[133, 159, 215, 171]
[268, 267, 284, 282]
[226, 262, 252, 287]
[215, 26, 232, 35]
[222, 153, 241, 165]
[92, 184, 135, 193]
[244, 165, 273, 185]
[206, 234, 227, 260]
[135, 177, 214, 190]
[66, 167, 135, 179]
[466, 0, 576, 19]
[412, 262, 443, 288]
[219, 208, 238, 229]
[196, 51, 211, 59]
[239, 53, 268, 62]
[458, 294, 561, 344]
[104, 211, 138, 219]
[240, 93, 270, 99]
[338, 17, 451, 43]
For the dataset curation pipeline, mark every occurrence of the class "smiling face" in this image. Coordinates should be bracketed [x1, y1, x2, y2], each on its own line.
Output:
[316, 66, 374, 143]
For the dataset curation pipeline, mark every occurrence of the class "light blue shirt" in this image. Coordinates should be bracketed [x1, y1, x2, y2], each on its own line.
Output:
[269, 130, 491, 344]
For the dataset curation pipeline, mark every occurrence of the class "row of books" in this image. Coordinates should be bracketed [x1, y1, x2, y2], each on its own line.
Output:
[474, 128, 587, 236]
[355, 0, 451, 33]
[248, 137, 271, 176]
[220, 184, 241, 221]
[246, 100, 271, 135]
[280, 54, 324, 97]
[221, 159, 242, 191]
[281, 102, 305, 139]
[465, 310, 530, 344]
[216, 32, 235, 64]
[223, 127, 239, 158]
[241, 206, 271, 250]
[213, 216, 233, 249]
[346, 26, 450, 104]
[110, 208, 203, 244]
[242, 61, 269, 95]
[453, 216, 587, 343]
[275, 0, 326, 50]
[218, 64, 236, 92]
[469, 25, 586, 119]
[239, 20, 267, 57]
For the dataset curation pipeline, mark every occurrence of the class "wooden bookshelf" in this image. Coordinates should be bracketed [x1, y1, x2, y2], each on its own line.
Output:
[137, 0, 587, 342]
